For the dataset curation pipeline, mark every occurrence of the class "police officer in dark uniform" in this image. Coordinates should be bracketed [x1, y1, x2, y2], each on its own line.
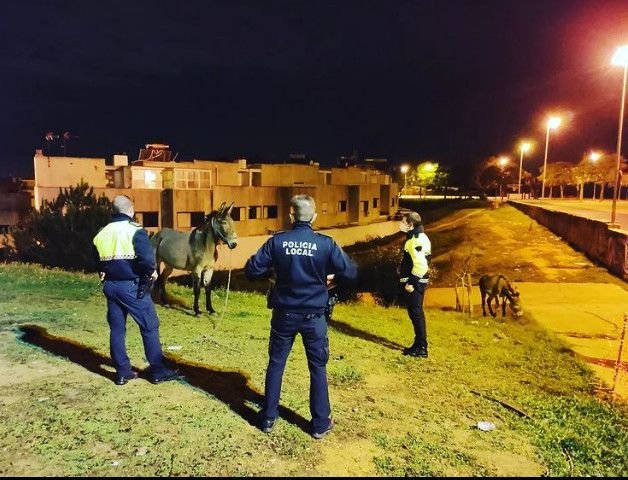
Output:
[93, 195, 180, 385]
[245, 194, 357, 439]
[398, 211, 431, 358]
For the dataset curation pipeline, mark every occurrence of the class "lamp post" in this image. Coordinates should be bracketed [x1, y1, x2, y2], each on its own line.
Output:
[541, 116, 561, 199]
[590, 151, 601, 199]
[400, 164, 409, 195]
[611, 45, 628, 227]
[498, 156, 509, 201]
[518, 142, 531, 198]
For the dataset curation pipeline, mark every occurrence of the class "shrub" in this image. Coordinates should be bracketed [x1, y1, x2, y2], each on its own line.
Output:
[12, 182, 112, 271]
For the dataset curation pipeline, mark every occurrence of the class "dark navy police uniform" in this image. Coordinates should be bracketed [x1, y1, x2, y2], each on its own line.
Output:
[93, 213, 171, 381]
[245, 221, 357, 434]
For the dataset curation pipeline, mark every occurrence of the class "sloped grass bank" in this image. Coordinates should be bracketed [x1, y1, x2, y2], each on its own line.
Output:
[0, 263, 626, 476]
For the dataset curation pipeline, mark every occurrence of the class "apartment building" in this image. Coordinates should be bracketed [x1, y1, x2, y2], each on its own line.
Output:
[32, 145, 400, 236]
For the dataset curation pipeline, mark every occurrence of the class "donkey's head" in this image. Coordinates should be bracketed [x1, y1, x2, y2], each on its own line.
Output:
[506, 285, 523, 316]
[209, 202, 238, 249]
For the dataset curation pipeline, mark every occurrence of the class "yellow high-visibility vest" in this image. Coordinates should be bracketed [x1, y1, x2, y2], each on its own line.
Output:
[404, 233, 431, 278]
[93, 221, 141, 261]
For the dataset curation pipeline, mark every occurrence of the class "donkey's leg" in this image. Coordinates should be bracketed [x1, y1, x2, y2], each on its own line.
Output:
[192, 272, 202, 316]
[501, 296, 507, 317]
[202, 269, 216, 315]
[487, 294, 497, 317]
[481, 290, 487, 316]
[160, 265, 173, 306]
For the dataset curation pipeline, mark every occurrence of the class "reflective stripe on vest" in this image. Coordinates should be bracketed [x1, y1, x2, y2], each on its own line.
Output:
[93, 221, 140, 261]
[404, 234, 430, 278]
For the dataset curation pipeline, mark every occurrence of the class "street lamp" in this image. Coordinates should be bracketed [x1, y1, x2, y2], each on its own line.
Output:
[610, 45, 628, 226]
[498, 156, 509, 201]
[541, 116, 561, 199]
[400, 164, 409, 195]
[518, 142, 531, 198]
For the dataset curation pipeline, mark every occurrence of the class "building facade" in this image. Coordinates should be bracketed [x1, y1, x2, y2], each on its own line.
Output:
[33, 146, 400, 236]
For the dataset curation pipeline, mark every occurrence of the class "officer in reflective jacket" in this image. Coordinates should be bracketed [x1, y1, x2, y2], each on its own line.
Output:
[93, 195, 179, 385]
[245, 194, 357, 439]
[398, 211, 431, 358]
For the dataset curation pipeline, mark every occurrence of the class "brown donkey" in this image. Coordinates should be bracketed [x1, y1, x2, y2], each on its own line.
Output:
[479, 274, 523, 318]
[151, 202, 237, 316]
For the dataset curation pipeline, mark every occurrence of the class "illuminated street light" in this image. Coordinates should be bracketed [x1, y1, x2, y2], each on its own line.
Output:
[400, 164, 409, 195]
[498, 156, 509, 201]
[610, 45, 628, 226]
[518, 142, 531, 197]
[541, 116, 561, 199]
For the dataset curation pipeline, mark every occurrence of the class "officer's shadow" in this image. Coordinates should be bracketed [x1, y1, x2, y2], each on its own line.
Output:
[18, 325, 310, 434]
[328, 317, 405, 351]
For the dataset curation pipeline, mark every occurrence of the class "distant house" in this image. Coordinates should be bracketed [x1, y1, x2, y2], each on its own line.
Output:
[0, 177, 32, 233]
[32, 145, 400, 236]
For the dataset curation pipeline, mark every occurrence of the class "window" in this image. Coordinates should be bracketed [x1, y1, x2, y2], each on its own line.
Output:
[248, 205, 261, 220]
[144, 170, 157, 188]
[177, 211, 205, 229]
[230, 207, 246, 221]
[174, 170, 211, 189]
[338, 200, 347, 212]
[264, 205, 278, 219]
[252, 171, 262, 186]
[132, 169, 162, 189]
[361, 200, 369, 216]
[136, 211, 158, 227]
[199, 171, 211, 188]
[321, 202, 328, 214]
[373, 197, 379, 208]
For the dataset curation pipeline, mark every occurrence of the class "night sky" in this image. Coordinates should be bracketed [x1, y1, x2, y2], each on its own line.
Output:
[2, 0, 628, 185]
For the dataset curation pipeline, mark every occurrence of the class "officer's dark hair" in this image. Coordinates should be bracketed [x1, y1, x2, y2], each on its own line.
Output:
[290, 195, 316, 222]
[113, 195, 133, 215]
[403, 211, 422, 228]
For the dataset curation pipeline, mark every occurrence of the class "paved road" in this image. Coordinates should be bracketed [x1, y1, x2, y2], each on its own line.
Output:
[509, 198, 628, 230]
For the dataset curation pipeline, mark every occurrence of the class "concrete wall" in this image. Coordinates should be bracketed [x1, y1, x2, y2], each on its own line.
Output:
[260, 164, 319, 186]
[213, 219, 400, 270]
[34, 154, 107, 188]
[511, 202, 628, 280]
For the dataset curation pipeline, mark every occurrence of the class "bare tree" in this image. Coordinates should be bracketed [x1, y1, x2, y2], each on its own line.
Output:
[451, 248, 475, 317]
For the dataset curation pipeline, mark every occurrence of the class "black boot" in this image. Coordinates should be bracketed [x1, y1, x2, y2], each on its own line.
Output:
[405, 347, 428, 358]
[402, 344, 417, 355]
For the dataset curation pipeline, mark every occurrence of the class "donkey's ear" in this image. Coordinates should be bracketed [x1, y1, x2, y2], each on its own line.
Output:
[218, 202, 226, 214]
[227, 201, 235, 215]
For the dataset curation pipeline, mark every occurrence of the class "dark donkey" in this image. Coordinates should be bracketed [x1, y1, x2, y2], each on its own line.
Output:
[151, 202, 238, 316]
[478, 274, 523, 318]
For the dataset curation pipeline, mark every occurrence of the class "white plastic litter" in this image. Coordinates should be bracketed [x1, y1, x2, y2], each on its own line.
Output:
[167, 345, 182, 351]
[476, 421, 496, 431]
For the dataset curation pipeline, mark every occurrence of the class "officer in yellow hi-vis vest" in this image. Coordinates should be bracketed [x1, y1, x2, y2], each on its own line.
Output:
[93, 195, 180, 385]
[398, 211, 431, 358]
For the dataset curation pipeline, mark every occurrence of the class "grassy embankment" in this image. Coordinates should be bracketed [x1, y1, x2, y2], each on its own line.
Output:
[1, 200, 626, 476]
[0, 253, 626, 475]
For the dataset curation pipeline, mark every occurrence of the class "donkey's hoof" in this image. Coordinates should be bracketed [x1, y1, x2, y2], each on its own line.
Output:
[208, 311, 218, 316]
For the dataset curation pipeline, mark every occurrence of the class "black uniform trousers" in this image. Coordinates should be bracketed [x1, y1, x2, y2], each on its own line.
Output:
[405, 282, 428, 350]
[262, 309, 332, 433]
